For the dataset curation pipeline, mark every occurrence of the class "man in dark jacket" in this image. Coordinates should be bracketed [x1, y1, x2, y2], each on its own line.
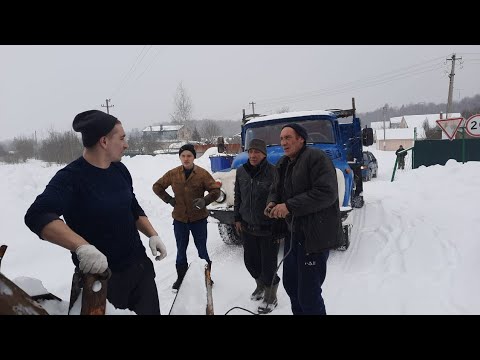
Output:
[25, 110, 167, 315]
[265, 123, 342, 315]
[395, 145, 407, 170]
[234, 139, 280, 314]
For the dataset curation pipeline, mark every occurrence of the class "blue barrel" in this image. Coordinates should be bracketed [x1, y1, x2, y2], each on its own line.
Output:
[209, 155, 234, 172]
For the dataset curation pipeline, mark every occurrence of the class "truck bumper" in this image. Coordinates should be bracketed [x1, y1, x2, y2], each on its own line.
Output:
[208, 209, 235, 224]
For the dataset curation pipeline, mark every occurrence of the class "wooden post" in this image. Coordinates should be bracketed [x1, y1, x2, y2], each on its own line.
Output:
[205, 264, 214, 315]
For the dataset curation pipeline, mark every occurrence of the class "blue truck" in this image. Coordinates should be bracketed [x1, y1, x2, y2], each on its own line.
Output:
[207, 98, 373, 250]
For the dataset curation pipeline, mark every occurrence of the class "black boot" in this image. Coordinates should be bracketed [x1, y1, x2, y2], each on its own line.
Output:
[250, 278, 265, 301]
[172, 264, 188, 290]
[207, 261, 214, 286]
[258, 282, 279, 314]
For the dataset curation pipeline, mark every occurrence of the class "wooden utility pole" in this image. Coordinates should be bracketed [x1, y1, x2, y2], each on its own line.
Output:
[383, 104, 388, 151]
[101, 99, 114, 114]
[446, 53, 462, 119]
[249, 101, 256, 116]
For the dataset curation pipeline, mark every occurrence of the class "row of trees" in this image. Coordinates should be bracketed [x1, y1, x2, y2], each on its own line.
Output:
[0, 131, 84, 164]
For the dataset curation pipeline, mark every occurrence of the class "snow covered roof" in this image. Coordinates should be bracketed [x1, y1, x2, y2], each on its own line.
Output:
[389, 113, 462, 129]
[370, 120, 390, 130]
[246, 110, 333, 125]
[142, 125, 184, 132]
[375, 128, 425, 140]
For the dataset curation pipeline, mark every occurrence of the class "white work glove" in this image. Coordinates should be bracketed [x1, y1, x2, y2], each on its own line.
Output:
[75, 244, 108, 274]
[149, 235, 167, 261]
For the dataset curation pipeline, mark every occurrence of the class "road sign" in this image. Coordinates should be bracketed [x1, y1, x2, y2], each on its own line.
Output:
[436, 117, 463, 141]
[465, 114, 480, 137]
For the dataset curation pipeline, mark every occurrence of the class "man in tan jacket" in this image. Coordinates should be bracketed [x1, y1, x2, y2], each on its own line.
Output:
[153, 144, 220, 290]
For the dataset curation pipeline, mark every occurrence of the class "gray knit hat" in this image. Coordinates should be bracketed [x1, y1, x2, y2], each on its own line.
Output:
[247, 138, 267, 155]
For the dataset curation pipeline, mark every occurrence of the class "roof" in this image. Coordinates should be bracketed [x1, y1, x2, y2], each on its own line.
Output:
[375, 128, 425, 140]
[370, 120, 390, 130]
[142, 124, 184, 132]
[246, 110, 334, 125]
[389, 113, 462, 129]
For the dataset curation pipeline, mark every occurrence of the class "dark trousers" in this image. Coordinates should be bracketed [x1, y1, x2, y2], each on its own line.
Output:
[283, 231, 329, 315]
[242, 230, 280, 287]
[398, 158, 405, 169]
[107, 255, 160, 315]
[173, 218, 210, 267]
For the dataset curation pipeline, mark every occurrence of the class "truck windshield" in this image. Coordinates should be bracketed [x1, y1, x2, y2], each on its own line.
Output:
[245, 119, 335, 146]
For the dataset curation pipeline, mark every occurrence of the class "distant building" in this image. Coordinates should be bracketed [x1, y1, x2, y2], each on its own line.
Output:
[142, 124, 192, 141]
[374, 112, 462, 150]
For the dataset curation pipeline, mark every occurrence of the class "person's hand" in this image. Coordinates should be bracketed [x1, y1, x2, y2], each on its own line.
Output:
[234, 221, 242, 234]
[149, 235, 167, 261]
[264, 202, 276, 217]
[75, 244, 108, 274]
[168, 197, 176, 207]
[270, 203, 290, 219]
[193, 198, 206, 210]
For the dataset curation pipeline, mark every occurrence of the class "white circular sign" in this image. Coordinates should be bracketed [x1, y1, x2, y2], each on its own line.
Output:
[466, 114, 480, 137]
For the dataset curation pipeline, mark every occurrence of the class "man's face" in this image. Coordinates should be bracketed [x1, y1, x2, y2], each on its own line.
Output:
[105, 124, 128, 162]
[180, 151, 195, 169]
[248, 148, 266, 166]
[280, 127, 304, 158]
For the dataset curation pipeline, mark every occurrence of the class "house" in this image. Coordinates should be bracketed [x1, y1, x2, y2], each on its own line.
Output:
[374, 112, 462, 150]
[142, 124, 192, 141]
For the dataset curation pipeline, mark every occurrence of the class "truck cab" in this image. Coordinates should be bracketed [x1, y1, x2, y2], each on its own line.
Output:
[207, 99, 373, 249]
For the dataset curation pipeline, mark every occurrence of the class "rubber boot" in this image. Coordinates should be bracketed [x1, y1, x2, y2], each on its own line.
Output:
[258, 282, 278, 314]
[250, 278, 265, 301]
[207, 261, 214, 286]
[172, 264, 188, 290]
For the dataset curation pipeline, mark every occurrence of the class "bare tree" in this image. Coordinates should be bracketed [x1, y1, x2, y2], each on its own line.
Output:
[38, 130, 83, 164]
[201, 120, 221, 143]
[170, 81, 193, 124]
[191, 126, 201, 142]
[13, 136, 35, 162]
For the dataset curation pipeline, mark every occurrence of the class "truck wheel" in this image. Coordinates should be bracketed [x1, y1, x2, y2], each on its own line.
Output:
[218, 224, 243, 245]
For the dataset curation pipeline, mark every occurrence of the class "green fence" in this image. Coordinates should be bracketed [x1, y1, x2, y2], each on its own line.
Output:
[413, 138, 480, 168]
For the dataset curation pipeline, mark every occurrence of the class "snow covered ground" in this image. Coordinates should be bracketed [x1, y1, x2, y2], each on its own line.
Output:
[1, 146, 480, 315]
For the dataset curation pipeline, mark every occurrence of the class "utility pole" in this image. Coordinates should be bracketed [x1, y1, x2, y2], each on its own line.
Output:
[382, 104, 388, 151]
[446, 53, 462, 119]
[101, 99, 114, 114]
[249, 101, 256, 117]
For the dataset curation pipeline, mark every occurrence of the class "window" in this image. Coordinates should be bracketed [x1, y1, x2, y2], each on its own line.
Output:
[245, 119, 335, 147]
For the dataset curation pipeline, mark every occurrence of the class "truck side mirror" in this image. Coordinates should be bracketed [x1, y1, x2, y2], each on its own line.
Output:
[362, 128, 373, 146]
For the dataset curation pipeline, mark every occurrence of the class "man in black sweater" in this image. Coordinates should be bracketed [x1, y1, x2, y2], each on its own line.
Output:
[265, 123, 342, 315]
[25, 110, 167, 315]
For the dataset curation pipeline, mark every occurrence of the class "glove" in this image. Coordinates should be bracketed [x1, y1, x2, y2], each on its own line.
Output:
[149, 235, 167, 261]
[75, 244, 108, 274]
[168, 197, 176, 207]
[193, 198, 206, 210]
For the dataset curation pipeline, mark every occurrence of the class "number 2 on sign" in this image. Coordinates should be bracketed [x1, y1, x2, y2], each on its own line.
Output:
[466, 115, 480, 137]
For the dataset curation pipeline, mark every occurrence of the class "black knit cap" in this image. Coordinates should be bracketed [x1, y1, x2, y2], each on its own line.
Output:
[72, 110, 118, 147]
[179, 143, 196, 158]
[282, 123, 308, 142]
[247, 138, 267, 155]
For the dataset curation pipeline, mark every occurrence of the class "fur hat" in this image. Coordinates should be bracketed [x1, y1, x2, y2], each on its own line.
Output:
[179, 143, 196, 158]
[247, 138, 267, 155]
[281, 123, 308, 142]
[72, 110, 118, 147]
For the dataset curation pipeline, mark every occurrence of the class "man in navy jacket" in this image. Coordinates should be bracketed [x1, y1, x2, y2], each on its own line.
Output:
[25, 110, 167, 315]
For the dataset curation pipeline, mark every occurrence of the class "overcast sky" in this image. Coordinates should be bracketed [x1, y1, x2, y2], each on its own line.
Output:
[1, 45, 479, 142]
